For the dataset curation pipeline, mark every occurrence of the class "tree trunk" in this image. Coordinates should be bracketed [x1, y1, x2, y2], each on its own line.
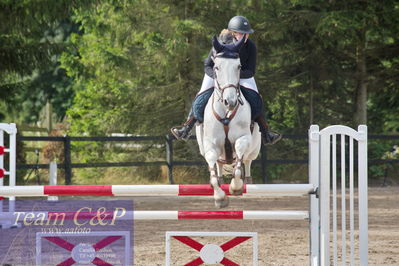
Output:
[355, 30, 368, 125]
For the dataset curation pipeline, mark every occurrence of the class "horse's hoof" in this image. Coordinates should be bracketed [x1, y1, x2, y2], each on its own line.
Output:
[244, 176, 253, 184]
[229, 186, 244, 196]
[215, 196, 229, 208]
[217, 176, 224, 185]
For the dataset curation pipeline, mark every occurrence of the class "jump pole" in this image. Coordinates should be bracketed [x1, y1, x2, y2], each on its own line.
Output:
[0, 184, 315, 197]
[0, 210, 309, 221]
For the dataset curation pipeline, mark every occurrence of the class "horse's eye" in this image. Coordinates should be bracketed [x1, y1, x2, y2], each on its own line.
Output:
[238, 65, 241, 69]
[214, 66, 219, 71]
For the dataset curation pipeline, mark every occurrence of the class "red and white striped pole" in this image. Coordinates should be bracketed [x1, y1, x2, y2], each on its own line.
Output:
[0, 210, 308, 221]
[0, 184, 314, 197]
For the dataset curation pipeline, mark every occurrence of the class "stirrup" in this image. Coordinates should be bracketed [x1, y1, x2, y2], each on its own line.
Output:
[170, 126, 191, 141]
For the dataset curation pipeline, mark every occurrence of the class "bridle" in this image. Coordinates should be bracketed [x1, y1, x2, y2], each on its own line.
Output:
[211, 53, 244, 136]
[212, 52, 244, 107]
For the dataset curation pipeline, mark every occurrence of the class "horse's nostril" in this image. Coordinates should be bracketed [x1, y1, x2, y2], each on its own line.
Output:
[224, 99, 228, 106]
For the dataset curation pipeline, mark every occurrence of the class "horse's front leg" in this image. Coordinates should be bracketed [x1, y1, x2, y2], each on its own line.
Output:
[230, 135, 251, 195]
[204, 146, 229, 208]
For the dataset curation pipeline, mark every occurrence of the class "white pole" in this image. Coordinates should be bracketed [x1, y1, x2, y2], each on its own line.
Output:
[165, 232, 171, 266]
[48, 161, 58, 201]
[8, 123, 17, 214]
[0, 123, 17, 228]
[0, 129, 4, 215]
[320, 129, 331, 266]
[358, 125, 368, 266]
[309, 125, 320, 266]
[341, 134, 346, 264]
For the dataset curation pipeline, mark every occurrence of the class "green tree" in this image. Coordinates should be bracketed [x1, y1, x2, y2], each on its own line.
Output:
[62, 0, 210, 135]
[251, 0, 399, 133]
[0, 0, 85, 123]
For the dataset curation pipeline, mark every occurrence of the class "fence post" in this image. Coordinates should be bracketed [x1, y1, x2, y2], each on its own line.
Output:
[261, 145, 268, 183]
[48, 161, 58, 201]
[63, 136, 72, 185]
[165, 135, 174, 184]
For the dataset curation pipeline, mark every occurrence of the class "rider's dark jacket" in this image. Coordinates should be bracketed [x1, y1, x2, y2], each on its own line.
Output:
[204, 38, 257, 79]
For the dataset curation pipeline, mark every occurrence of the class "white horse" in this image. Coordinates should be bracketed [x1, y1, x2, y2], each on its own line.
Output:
[196, 36, 261, 208]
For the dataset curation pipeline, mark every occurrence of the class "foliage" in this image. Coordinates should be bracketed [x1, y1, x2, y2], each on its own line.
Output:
[256, 0, 399, 131]
[62, 0, 209, 135]
[0, 1, 84, 123]
[3, 0, 399, 134]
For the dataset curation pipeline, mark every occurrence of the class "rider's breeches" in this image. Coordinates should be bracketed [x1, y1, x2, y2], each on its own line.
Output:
[192, 89, 214, 123]
[240, 86, 264, 120]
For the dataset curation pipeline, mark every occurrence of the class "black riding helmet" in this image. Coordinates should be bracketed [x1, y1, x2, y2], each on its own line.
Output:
[227, 16, 254, 34]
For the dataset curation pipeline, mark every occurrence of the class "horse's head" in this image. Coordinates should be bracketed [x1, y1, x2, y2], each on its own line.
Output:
[212, 35, 245, 111]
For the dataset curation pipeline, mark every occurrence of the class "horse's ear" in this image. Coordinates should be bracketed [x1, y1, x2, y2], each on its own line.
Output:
[212, 35, 224, 53]
[232, 35, 245, 53]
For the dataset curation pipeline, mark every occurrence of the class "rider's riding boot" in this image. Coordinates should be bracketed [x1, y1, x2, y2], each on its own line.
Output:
[171, 112, 197, 141]
[255, 116, 282, 145]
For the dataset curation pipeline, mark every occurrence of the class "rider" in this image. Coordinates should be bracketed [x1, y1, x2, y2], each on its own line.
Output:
[171, 16, 282, 145]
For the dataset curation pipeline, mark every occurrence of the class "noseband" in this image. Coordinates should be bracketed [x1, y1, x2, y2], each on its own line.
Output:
[214, 79, 241, 103]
